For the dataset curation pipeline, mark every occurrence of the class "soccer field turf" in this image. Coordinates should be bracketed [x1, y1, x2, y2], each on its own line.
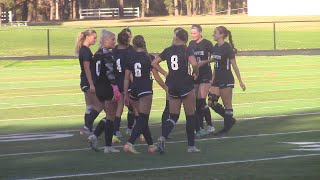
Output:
[1, 21, 320, 56]
[0, 56, 319, 179]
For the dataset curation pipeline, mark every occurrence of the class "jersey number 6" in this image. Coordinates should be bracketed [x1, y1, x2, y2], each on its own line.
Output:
[134, 63, 142, 77]
[171, 55, 179, 71]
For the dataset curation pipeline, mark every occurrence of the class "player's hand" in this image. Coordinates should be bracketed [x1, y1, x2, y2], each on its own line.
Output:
[112, 85, 121, 102]
[89, 85, 96, 93]
[240, 82, 246, 91]
[124, 94, 130, 106]
[193, 74, 198, 80]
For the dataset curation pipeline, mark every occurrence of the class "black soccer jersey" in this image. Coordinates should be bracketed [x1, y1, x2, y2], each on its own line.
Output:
[126, 51, 153, 84]
[158, 45, 194, 90]
[188, 39, 214, 79]
[112, 47, 133, 91]
[93, 48, 116, 86]
[212, 42, 235, 83]
[78, 46, 95, 84]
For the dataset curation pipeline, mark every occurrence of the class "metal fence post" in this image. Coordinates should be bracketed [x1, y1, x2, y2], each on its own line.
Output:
[273, 22, 276, 50]
[47, 29, 50, 56]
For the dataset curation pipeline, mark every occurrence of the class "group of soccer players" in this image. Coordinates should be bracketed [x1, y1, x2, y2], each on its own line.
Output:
[75, 24, 245, 154]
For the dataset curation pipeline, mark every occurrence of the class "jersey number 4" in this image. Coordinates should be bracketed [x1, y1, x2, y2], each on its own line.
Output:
[134, 63, 142, 77]
[171, 55, 179, 71]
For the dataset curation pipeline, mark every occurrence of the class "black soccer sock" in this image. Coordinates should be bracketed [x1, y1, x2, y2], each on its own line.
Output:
[94, 118, 106, 137]
[104, 119, 114, 147]
[128, 115, 144, 144]
[127, 107, 135, 129]
[194, 110, 201, 132]
[140, 113, 153, 145]
[186, 115, 196, 147]
[113, 116, 121, 135]
[161, 100, 170, 125]
[85, 109, 100, 132]
[199, 98, 213, 126]
[214, 103, 226, 118]
[196, 99, 204, 129]
[224, 109, 234, 128]
[162, 114, 179, 139]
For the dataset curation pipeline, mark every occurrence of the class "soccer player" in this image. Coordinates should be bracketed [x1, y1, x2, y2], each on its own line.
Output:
[75, 30, 104, 136]
[123, 35, 166, 154]
[189, 25, 215, 138]
[161, 27, 184, 137]
[87, 30, 121, 153]
[112, 30, 132, 139]
[152, 28, 201, 153]
[208, 26, 246, 136]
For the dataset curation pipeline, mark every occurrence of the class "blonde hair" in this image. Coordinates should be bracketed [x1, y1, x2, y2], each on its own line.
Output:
[99, 29, 115, 48]
[75, 30, 96, 56]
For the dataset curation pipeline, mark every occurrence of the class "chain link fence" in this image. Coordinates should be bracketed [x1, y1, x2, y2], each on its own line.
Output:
[0, 21, 319, 57]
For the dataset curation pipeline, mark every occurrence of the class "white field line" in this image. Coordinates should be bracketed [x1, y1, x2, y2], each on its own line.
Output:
[1, 97, 320, 110]
[292, 106, 320, 110]
[1, 87, 320, 99]
[20, 153, 320, 180]
[1, 129, 320, 159]
[0, 85, 77, 91]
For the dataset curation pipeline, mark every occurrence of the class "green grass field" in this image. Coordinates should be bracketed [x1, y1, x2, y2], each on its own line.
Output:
[0, 55, 320, 180]
[1, 21, 320, 56]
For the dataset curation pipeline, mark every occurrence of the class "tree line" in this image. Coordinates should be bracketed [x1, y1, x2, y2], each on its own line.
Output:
[0, 0, 247, 22]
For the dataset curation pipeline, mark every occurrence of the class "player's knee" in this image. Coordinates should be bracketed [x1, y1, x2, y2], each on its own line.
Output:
[208, 93, 220, 108]
[167, 114, 179, 125]
[85, 105, 94, 114]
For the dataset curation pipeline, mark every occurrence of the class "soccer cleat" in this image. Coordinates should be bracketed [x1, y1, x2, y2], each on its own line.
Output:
[87, 135, 100, 152]
[112, 136, 121, 144]
[104, 146, 120, 153]
[115, 131, 123, 138]
[139, 134, 145, 142]
[80, 127, 92, 136]
[123, 143, 140, 154]
[187, 146, 201, 153]
[214, 118, 237, 137]
[195, 129, 208, 138]
[157, 136, 166, 155]
[148, 145, 158, 153]
[207, 125, 216, 134]
[126, 128, 132, 136]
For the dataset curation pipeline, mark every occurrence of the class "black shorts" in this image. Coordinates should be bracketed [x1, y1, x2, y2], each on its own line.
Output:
[168, 87, 194, 99]
[194, 71, 212, 84]
[211, 80, 235, 89]
[116, 78, 124, 93]
[129, 80, 153, 101]
[96, 83, 114, 102]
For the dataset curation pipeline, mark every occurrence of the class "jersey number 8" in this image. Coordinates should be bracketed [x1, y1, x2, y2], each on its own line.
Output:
[134, 63, 142, 77]
[171, 55, 179, 71]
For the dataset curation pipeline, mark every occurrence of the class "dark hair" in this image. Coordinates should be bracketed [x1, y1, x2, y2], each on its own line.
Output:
[122, 27, 132, 34]
[117, 30, 129, 46]
[133, 35, 146, 49]
[175, 29, 188, 42]
[191, 24, 202, 32]
[217, 26, 237, 54]
[174, 27, 184, 35]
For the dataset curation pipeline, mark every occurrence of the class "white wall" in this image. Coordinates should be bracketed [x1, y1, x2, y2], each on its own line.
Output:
[248, 0, 320, 16]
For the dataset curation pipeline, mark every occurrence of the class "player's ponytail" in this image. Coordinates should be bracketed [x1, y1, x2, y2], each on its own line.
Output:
[227, 30, 238, 54]
[75, 29, 96, 56]
[217, 26, 237, 54]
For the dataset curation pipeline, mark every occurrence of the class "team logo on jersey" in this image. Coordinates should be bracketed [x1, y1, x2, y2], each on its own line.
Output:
[213, 55, 222, 60]
[283, 142, 320, 151]
[193, 51, 205, 56]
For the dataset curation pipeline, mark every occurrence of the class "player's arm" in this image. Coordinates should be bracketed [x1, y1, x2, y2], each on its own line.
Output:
[123, 69, 131, 106]
[198, 59, 213, 67]
[83, 61, 95, 93]
[152, 68, 167, 91]
[151, 56, 168, 77]
[188, 55, 199, 79]
[231, 58, 246, 91]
